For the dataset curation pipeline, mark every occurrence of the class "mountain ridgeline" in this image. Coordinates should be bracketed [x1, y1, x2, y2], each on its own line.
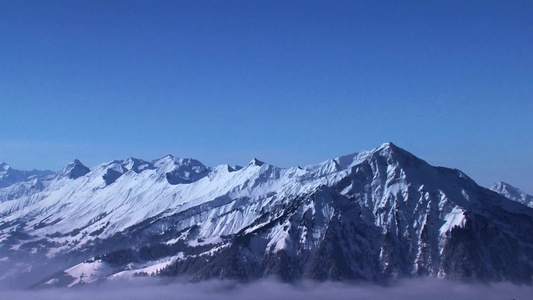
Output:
[0, 143, 532, 289]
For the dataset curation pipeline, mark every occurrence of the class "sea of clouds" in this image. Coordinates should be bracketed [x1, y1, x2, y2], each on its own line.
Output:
[0, 277, 531, 300]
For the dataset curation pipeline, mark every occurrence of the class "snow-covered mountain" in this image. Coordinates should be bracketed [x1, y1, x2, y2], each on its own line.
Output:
[1, 143, 532, 289]
[491, 181, 533, 208]
[0, 162, 53, 189]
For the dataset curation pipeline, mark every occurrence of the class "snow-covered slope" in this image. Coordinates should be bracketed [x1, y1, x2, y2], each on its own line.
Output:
[491, 181, 533, 208]
[1, 143, 532, 289]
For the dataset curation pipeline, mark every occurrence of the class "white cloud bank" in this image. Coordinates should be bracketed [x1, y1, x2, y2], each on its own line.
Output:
[0, 277, 531, 300]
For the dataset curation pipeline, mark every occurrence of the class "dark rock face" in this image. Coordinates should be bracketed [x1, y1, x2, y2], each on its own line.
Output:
[441, 213, 533, 282]
[152, 187, 533, 284]
[67, 160, 90, 179]
[103, 168, 124, 185]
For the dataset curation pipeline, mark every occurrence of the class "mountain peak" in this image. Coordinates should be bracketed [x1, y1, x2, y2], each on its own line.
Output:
[491, 181, 533, 207]
[153, 155, 178, 168]
[154, 156, 209, 185]
[162, 154, 175, 160]
[491, 181, 517, 195]
[0, 162, 10, 171]
[374, 141, 404, 154]
[379, 141, 398, 149]
[123, 157, 153, 173]
[369, 142, 405, 160]
[155, 155, 200, 165]
[60, 159, 90, 179]
[153, 154, 179, 165]
[492, 181, 508, 189]
[249, 158, 265, 167]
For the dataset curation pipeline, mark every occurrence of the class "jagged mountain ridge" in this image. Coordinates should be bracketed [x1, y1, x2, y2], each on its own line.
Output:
[0, 143, 532, 289]
[491, 181, 533, 208]
[0, 162, 54, 189]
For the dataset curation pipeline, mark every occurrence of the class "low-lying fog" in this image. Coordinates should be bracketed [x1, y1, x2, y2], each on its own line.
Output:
[1, 277, 531, 300]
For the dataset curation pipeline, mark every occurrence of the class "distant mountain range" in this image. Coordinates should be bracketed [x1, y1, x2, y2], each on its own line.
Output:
[0, 162, 53, 188]
[1, 143, 532, 289]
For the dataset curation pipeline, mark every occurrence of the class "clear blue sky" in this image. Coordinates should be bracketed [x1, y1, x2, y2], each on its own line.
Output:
[1, 1, 532, 193]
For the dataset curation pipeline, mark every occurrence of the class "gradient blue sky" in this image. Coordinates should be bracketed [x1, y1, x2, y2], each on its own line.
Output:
[1, 1, 532, 192]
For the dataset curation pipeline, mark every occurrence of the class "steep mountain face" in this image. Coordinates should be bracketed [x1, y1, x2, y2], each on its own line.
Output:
[491, 181, 533, 208]
[0, 143, 532, 289]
